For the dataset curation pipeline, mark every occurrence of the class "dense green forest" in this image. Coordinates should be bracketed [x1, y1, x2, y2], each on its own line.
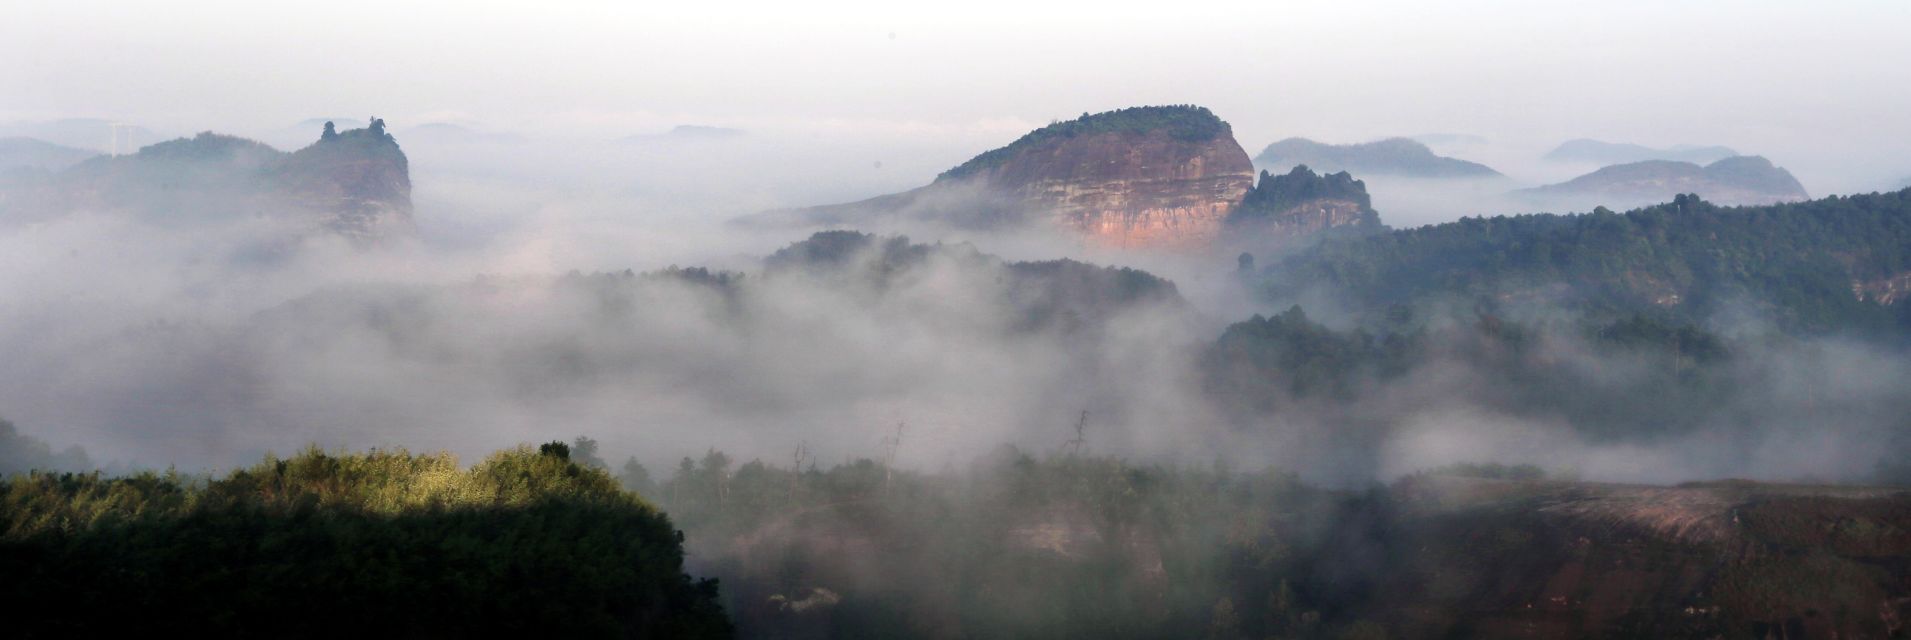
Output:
[5, 426, 1907, 638]
[938, 105, 1231, 181]
[1197, 305, 1911, 451]
[761, 230, 1182, 332]
[620, 442, 1368, 639]
[613, 442, 1911, 639]
[0, 443, 730, 638]
[1253, 191, 1911, 336]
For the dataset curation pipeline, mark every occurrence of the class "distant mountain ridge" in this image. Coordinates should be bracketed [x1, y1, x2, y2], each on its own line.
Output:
[1520, 155, 1807, 208]
[1544, 139, 1739, 165]
[0, 118, 164, 154]
[0, 137, 99, 174]
[1410, 133, 1488, 147]
[0, 119, 412, 240]
[1254, 137, 1501, 179]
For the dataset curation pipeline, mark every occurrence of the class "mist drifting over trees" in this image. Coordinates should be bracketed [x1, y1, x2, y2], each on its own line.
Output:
[6, 2, 1911, 637]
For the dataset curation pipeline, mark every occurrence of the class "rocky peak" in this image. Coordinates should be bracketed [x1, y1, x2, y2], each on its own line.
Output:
[757, 108, 1398, 252]
[279, 118, 413, 239]
[931, 105, 1255, 249]
[1226, 165, 1382, 240]
[754, 106, 1256, 251]
[0, 119, 412, 241]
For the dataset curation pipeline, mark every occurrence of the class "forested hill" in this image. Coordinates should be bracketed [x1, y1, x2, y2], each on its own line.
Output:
[1252, 190, 1911, 336]
[0, 443, 731, 637]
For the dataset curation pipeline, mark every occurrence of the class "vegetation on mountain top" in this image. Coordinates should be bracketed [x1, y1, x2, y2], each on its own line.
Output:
[1252, 191, 1911, 336]
[1229, 165, 1379, 226]
[939, 105, 1232, 181]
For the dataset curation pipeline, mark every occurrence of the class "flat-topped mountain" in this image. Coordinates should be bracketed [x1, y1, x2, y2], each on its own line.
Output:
[1544, 138, 1739, 165]
[1519, 155, 1807, 208]
[1254, 137, 1501, 179]
[755, 105, 1259, 250]
[0, 119, 412, 239]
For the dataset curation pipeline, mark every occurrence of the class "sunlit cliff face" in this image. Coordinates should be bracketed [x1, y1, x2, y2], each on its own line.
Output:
[957, 129, 1255, 250]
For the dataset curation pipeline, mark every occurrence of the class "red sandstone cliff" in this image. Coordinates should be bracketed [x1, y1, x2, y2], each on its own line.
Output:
[751, 106, 1391, 251]
[757, 106, 1257, 251]
[935, 120, 1254, 249]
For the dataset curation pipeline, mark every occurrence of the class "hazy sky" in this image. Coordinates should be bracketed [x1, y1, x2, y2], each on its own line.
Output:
[5, 0, 1910, 189]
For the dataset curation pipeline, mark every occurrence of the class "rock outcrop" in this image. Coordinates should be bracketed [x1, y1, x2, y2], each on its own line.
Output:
[1855, 270, 1911, 306]
[1518, 155, 1807, 208]
[932, 106, 1255, 249]
[1225, 165, 1383, 242]
[758, 106, 1257, 251]
[277, 119, 413, 239]
[0, 119, 412, 240]
[1254, 137, 1501, 178]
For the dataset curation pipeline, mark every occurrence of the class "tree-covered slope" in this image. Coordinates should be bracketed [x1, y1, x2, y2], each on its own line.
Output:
[0, 122, 412, 238]
[0, 444, 731, 638]
[1253, 191, 1911, 335]
[1519, 156, 1808, 208]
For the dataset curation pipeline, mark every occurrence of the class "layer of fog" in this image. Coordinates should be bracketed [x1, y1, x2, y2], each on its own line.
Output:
[0, 125, 1246, 477]
[1, 121, 1906, 490]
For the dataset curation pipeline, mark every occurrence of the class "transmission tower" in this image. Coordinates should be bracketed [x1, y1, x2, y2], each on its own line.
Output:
[881, 422, 904, 494]
[1065, 409, 1088, 456]
[108, 123, 137, 157]
[789, 441, 810, 500]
